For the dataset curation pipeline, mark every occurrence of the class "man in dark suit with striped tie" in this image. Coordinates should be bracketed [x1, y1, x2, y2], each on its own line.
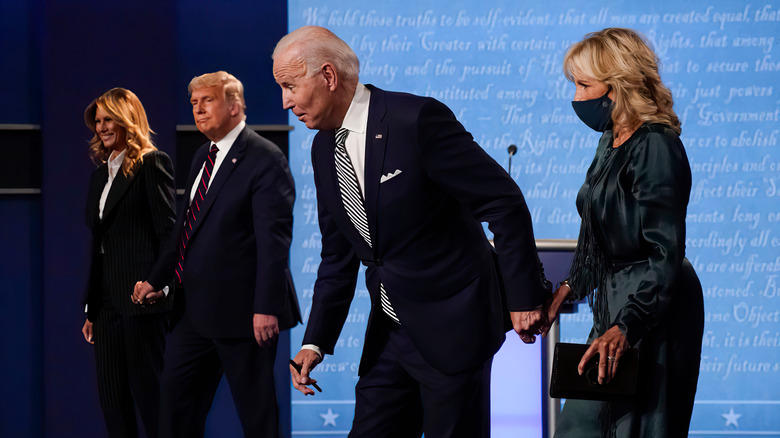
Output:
[274, 27, 550, 437]
[134, 71, 301, 437]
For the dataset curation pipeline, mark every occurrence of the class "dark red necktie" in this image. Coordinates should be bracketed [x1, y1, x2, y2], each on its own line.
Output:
[175, 143, 219, 282]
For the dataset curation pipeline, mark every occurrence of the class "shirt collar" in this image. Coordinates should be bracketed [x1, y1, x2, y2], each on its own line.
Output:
[107, 149, 126, 178]
[340, 83, 370, 134]
[214, 120, 246, 151]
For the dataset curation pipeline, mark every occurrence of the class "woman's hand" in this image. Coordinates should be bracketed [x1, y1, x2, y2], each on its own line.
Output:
[541, 283, 571, 337]
[82, 319, 94, 344]
[578, 325, 629, 384]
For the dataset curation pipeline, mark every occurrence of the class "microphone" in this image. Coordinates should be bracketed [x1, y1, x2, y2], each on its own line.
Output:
[507, 144, 517, 175]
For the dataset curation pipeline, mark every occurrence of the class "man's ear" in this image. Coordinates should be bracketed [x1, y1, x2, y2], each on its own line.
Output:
[229, 99, 242, 118]
[321, 63, 338, 91]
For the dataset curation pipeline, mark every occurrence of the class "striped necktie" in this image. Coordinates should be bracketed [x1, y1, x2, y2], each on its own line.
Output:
[334, 128, 399, 324]
[175, 143, 219, 283]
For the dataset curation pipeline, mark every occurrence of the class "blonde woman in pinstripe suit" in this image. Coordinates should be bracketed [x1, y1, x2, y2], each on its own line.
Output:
[82, 88, 176, 438]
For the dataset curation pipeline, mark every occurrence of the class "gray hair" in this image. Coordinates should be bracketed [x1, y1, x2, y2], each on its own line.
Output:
[273, 26, 360, 82]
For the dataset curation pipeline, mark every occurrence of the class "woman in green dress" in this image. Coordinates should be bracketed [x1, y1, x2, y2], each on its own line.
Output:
[546, 28, 705, 437]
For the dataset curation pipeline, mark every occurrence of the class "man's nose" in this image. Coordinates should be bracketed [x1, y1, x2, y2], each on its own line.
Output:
[281, 92, 293, 110]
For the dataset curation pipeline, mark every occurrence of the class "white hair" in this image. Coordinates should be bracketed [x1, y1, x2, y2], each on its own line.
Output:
[273, 26, 360, 81]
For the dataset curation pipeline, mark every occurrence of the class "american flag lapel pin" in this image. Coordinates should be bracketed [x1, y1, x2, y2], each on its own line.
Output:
[375, 134, 382, 139]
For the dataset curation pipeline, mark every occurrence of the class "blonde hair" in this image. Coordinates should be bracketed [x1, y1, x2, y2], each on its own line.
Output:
[272, 26, 360, 82]
[188, 71, 247, 119]
[563, 28, 681, 134]
[84, 88, 157, 175]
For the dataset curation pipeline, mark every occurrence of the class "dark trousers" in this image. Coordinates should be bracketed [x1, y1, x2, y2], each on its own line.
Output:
[349, 316, 492, 438]
[159, 314, 280, 438]
[93, 299, 167, 438]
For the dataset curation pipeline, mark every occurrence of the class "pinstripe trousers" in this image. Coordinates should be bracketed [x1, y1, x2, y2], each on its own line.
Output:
[93, 293, 167, 438]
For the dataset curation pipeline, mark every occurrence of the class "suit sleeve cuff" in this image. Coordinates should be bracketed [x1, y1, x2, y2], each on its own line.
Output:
[301, 344, 323, 359]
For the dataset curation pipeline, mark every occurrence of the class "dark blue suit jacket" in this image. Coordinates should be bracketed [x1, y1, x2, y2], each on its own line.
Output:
[148, 126, 300, 338]
[304, 86, 549, 375]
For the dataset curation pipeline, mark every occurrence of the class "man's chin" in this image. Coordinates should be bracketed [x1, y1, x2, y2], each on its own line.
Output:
[198, 127, 217, 140]
[304, 119, 336, 131]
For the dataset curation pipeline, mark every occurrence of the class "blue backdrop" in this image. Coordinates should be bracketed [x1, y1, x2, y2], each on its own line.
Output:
[1, 0, 778, 436]
[286, 0, 780, 436]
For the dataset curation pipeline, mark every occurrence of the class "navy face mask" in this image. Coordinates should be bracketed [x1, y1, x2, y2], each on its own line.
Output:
[572, 91, 613, 132]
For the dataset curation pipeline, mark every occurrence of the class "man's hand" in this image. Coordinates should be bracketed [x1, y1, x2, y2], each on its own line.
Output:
[510, 308, 548, 344]
[253, 313, 279, 347]
[132, 281, 163, 305]
[82, 319, 94, 344]
[290, 349, 322, 396]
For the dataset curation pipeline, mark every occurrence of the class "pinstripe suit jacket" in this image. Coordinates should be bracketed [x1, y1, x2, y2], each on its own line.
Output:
[84, 150, 177, 321]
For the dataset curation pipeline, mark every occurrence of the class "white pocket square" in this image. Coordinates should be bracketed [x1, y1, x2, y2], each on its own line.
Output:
[380, 169, 403, 183]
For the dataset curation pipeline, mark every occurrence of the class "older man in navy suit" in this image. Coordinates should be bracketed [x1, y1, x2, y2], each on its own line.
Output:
[275, 27, 550, 437]
[134, 71, 300, 437]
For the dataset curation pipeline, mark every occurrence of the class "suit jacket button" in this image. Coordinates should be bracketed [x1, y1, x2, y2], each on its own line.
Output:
[375, 259, 383, 266]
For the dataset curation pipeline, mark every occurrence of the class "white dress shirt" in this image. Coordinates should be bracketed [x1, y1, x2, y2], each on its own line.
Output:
[339, 83, 371, 197]
[98, 149, 126, 220]
[188, 120, 246, 202]
[302, 84, 371, 359]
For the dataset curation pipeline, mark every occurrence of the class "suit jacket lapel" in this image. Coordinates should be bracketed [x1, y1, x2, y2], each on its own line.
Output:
[182, 146, 207, 210]
[102, 168, 135, 222]
[187, 127, 247, 238]
[86, 166, 107, 232]
[363, 85, 388, 252]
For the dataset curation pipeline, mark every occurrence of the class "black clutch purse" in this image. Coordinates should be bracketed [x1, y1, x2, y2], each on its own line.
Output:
[550, 342, 639, 401]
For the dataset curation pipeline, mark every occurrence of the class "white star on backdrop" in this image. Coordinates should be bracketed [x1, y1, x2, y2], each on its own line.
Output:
[320, 408, 340, 427]
[722, 408, 741, 428]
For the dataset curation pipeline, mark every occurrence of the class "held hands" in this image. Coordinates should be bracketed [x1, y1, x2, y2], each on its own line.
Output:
[578, 325, 629, 384]
[253, 313, 279, 347]
[510, 309, 548, 344]
[132, 281, 163, 305]
[510, 280, 575, 343]
[290, 349, 322, 396]
[541, 283, 573, 337]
